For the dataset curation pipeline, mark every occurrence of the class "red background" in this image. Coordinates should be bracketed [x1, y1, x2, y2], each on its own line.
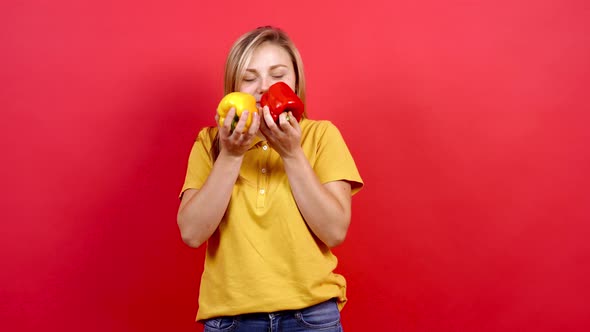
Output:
[2, 0, 589, 331]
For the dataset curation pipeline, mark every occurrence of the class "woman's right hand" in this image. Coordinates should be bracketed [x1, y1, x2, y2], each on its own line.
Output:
[216, 107, 260, 157]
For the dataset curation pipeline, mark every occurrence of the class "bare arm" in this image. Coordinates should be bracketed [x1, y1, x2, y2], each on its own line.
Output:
[177, 152, 243, 248]
[283, 151, 352, 247]
[177, 109, 260, 248]
[260, 108, 352, 247]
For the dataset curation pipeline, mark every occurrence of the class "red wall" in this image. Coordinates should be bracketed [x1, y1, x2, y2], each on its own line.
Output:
[2, 0, 589, 331]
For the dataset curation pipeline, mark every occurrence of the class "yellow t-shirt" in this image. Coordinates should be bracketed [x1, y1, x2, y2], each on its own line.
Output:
[180, 119, 363, 321]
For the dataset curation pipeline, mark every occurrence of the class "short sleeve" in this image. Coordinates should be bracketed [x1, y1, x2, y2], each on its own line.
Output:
[179, 127, 216, 198]
[313, 122, 364, 195]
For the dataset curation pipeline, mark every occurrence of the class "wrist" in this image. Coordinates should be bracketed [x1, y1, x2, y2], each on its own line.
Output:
[218, 149, 245, 164]
[281, 146, 306, 163]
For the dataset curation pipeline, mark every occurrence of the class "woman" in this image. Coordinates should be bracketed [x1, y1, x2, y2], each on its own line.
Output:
[178, 26, 363, 332]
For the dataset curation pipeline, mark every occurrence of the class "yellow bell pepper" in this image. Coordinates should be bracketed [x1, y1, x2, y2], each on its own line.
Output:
[216, 92, 258, 132]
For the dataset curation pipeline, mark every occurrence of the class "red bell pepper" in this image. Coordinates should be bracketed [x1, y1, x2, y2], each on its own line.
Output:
[260, 82, 304, 123]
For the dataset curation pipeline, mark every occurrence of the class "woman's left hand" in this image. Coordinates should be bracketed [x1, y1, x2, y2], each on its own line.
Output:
[259, 106, 302, 158]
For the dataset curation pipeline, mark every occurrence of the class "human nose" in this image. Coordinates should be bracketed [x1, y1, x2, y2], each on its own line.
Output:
[259, 76, 271, 94]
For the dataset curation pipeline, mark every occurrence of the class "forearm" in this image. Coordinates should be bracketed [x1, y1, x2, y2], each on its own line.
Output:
[177, 151, 243, 248]
[282, 148, 351, 247]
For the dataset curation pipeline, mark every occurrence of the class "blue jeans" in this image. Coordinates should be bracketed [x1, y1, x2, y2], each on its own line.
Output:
[202, 299, 343, 332]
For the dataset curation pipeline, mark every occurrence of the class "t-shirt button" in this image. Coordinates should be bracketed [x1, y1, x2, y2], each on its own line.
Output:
[261, 168, 267, 174]
[259, 189, 265, 195]
[262, 145, 268, 151]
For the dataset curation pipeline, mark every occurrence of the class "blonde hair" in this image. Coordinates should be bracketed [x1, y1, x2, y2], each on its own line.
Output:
[212, 26, 307, 160]
[224, 26, 307, 111]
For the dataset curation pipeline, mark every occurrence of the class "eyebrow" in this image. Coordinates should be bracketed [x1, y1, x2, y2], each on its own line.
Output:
[245, 64, 289, 72]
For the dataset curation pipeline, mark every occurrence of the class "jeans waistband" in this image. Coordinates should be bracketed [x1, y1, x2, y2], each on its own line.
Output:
[236, 298, 337, 320]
